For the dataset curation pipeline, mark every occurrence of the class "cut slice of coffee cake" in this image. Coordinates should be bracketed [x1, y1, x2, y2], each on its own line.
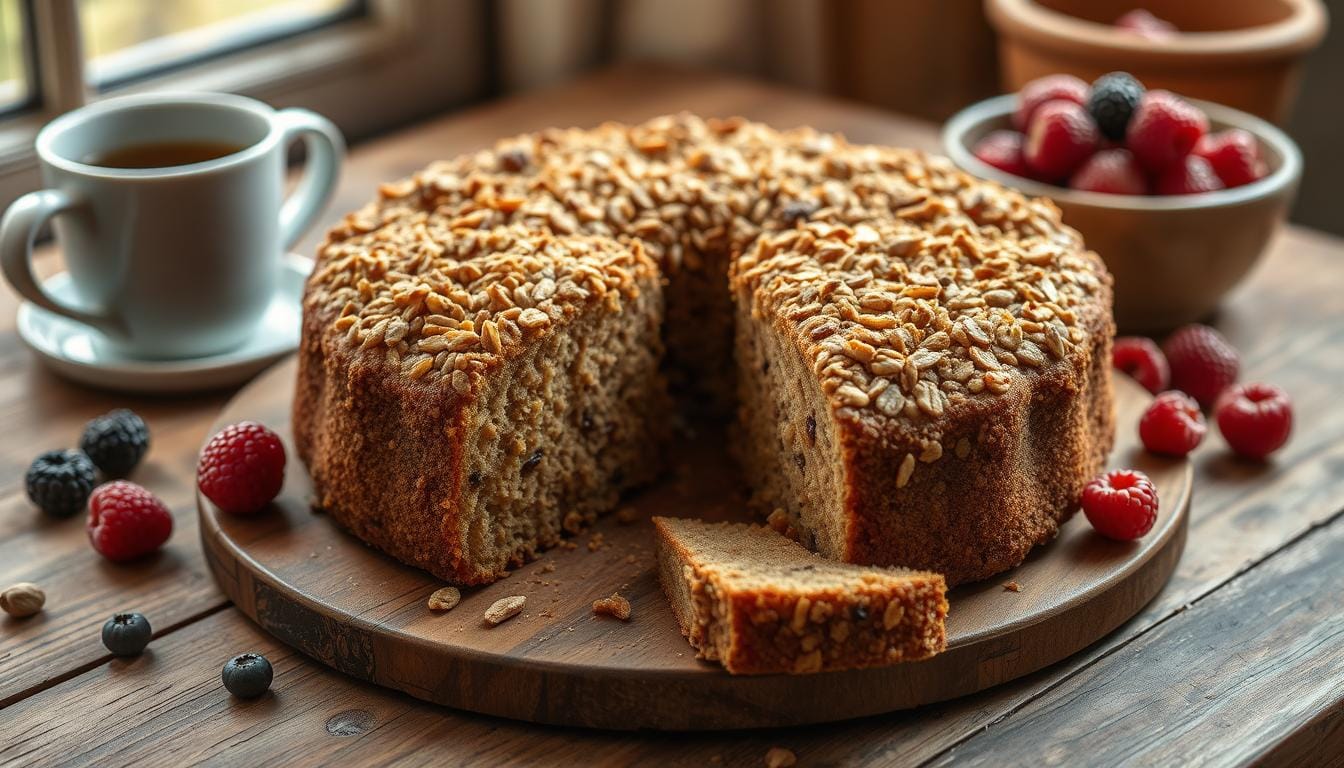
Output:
[653, 516, 948, 675]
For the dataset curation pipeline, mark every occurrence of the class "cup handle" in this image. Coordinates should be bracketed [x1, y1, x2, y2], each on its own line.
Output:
[276, 108, 344, 250]
[0, 189, 118, 332]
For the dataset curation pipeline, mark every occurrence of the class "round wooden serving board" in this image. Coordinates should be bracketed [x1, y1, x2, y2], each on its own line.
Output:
[200, 358, 1190, 731]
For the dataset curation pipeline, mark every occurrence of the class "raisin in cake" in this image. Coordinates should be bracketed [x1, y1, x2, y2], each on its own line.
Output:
[653, 516, 947, 674]
[295, 114, 1115, 586]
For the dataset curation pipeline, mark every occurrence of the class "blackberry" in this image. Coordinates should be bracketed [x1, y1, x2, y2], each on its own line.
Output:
[26, 449, 97, 518]
[222, 653, 274, 698]
[80, 409, 150, 477]
[102, 612, 153, 656]
[1087, 72, 1145, 141]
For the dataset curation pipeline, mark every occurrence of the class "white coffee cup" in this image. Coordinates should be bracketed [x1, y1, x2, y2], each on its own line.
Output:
[0, 92, 343, 359]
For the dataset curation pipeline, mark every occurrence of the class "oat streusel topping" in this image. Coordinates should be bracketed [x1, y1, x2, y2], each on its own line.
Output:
[307, 113, 1106, 416]
[307, 224, 655, 396]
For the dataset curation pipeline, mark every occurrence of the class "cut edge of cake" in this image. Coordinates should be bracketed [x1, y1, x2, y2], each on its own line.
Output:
[653, 516, 948, 675]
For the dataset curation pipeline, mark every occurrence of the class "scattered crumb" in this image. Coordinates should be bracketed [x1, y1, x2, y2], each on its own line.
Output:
[709, 756, 722, 765]
[484, 595, 526, 625]
[559, 540, 578, 551]
[427, 586, 461, 612]
[562, 511, 585, 534]
[765, 747, 796, 767]
[592, 594, 632, 621]
[1003, 581, 1022, 593]
[616, 506, 639, 524]
[625, 554, 638, 564]
[538, 609, 555, 619]
[538, 562, 556, 574]
[587, 532, 607, 552]
[766, 508, 790, 533]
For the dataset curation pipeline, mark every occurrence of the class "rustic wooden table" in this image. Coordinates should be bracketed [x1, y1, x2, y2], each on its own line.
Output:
[1, 68, 1341, 767]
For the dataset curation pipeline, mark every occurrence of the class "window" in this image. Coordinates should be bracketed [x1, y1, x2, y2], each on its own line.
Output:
[0, 0, 486, 206]
[0, 0, 32, 114]
[80, 0, 362, 89]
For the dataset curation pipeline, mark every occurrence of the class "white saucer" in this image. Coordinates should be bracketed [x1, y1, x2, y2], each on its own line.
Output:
[16, 253, 313, 394]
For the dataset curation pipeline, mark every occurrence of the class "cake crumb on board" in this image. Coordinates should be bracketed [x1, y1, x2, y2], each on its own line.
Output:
[765, 747, 797, 767]
[592, 594, 632, 621]
[1003, 581, 1022, 592]
[616, 506, 639, 524]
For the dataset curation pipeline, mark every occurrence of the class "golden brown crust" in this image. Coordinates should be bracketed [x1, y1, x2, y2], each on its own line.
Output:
[653, 517, 947, 674]
[296, 113, 1115, 587]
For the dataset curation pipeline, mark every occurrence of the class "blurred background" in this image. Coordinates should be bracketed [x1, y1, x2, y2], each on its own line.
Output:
[0, 0, 1337, 233]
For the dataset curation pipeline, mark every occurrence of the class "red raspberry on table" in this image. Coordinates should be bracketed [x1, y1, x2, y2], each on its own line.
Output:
[1013, 74, 1090, 131]
[197, 421, 287, 516]
[1112, 336, 1170, 394]
[1140, 391, 1207, 457]
[1082, 469, 1159, 541]
[1163, 324, 1240, 408]
[972, 130, 1030, 178]
[1215, 383, 1293, 460]
[1155, 154, 1225, 196]
[1193, 129, 1266, 188]
[1070, 148, 1147, 195]
[1126, 90, 1209, 173]
[1024, 101, 1099, 180]
[87, 481, 173, 562]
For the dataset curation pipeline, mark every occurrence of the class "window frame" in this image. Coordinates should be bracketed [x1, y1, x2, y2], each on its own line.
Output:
[0, 0, 486, 207]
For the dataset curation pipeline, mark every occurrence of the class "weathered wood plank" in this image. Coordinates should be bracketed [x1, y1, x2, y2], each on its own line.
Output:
[4, 513, 1338, 768]
[928, 512, 1344, 768]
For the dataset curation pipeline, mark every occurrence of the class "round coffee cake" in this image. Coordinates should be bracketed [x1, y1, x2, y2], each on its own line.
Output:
[295, 114, 1115, 586]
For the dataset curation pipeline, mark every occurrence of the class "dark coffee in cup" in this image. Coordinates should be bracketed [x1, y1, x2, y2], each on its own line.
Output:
[84, 141, 245, 169]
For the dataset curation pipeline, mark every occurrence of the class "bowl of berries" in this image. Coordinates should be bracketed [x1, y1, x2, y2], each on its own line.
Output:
[943, 71, 1301, 332]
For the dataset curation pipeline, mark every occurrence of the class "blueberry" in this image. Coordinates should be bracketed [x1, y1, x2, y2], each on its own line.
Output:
[80, 409, 150, 478]
[102, 612, 152, 656]
[1087, 72, 1145, 142]
[26, 449, 97, 518]
[222, 653, 273, 698]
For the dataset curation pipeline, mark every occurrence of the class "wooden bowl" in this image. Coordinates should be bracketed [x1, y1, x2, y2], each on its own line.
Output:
[985, 0, 1328, 124]
[943, 95, 1301, 332]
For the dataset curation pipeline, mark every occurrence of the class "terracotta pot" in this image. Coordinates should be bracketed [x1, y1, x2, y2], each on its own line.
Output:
[943, 95, 1301, 333]
[985, 0, 1328, 124]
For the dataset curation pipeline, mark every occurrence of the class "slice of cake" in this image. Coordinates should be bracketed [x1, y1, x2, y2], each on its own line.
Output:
[653, 516, 948, 675]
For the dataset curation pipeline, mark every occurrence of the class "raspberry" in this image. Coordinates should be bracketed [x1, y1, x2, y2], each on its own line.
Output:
[1155, 155, 1224, 196]
[1193, 129, 1266, 188]
[1126, 90, 1209, 173]
[1112, 336, 1169, 394]
[1139, 391, 1206, 457]
[26, 449, 97, 518]
[1070, 149, 1147, 195]
[80, 409, 150, 478]
[1013, 74, 1089, 131]
[198, 421, 287, 516]
[1115, 9, 1178, 40]
[1082, 469, 1159, 541]
[87, 481, 173, 562]
[1024, 101, 1099, 181]
[971, 130, 1030, 178]
[1215, 383, 1293, 460]
[1086, 72, 1145, 141]
[1163, 324, 1240, 408]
